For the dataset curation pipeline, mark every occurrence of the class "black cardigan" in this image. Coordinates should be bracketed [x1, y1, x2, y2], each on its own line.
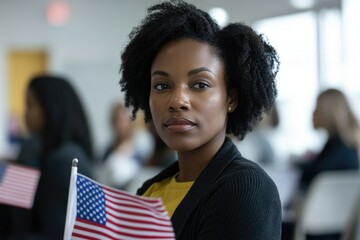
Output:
[137, 137, 282, 239]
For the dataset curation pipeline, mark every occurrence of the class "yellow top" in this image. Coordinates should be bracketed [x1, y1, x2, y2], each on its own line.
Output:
[142, 174, 194, 218]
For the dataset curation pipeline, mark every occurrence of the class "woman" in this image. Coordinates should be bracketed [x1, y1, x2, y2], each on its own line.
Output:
[119, 1, 281, 239]
[299, 88, 360, 190]
[11, 74, 94, 239]
[96, 101, 145, 189]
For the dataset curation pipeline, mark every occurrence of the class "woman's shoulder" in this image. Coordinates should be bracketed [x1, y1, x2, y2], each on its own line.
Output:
[226, 156, 271, 174]
[200, 157, 281, 224]
[213, 138, 278, 190]
[217, 157, 279, 193]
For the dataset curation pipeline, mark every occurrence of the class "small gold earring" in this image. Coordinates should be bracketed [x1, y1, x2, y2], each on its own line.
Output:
[228, 106, 232, 112]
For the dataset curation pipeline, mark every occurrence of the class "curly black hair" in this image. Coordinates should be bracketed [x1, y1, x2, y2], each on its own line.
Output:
[120, 0, 279, 140]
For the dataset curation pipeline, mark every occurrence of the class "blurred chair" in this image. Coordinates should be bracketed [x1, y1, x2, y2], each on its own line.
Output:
[264, 166, 300, 221]
[341, 194, 360, 240]
[294, 170, 360, 240]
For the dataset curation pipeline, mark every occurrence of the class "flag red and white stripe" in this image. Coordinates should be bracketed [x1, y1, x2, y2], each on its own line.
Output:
[0, 162, 41, 209]
[64, 161, 175, 240]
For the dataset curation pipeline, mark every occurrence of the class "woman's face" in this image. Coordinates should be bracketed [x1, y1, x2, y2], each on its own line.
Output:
[25, 89, 45, 134]
[150, 39, 232, 152]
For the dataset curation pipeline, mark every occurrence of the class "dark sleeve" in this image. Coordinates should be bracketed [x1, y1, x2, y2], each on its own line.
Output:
[300, 146, 359, 191]
[196, 169, 282, 240]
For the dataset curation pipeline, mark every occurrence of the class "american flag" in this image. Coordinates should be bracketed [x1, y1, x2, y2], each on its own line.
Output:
[0, 162, 40, 209]
[67, 174, 175, 240]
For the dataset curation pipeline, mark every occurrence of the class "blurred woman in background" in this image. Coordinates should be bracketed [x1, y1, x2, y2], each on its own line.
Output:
[299, 88, 360, 191]
[96, 101, 152, 190]
[283, 89, 360, 240]
[8, 74, 94, 239]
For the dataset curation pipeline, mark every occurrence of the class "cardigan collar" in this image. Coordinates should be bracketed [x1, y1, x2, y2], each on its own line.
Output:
[137, 137, 242, 238]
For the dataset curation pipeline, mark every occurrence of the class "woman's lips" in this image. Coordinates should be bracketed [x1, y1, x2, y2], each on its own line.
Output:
[164, 118, 196, 132]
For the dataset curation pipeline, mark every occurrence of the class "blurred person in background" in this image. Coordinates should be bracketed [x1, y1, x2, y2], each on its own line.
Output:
[145, 121, 177, 168]
[122, 121, 177, 194]
[12, 134, 42, 168]
[2, 74, 94, 239]
[0, 118, 42, 239]
[296, 88, 360, 192]
[0, 136, 43, 239]
[283, 88, 360, 240]
[95, 101, 152, 190]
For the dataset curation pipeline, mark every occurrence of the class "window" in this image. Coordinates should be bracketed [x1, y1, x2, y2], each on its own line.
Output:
[254, 12, 323, 165]
[253, 3, 360, 165]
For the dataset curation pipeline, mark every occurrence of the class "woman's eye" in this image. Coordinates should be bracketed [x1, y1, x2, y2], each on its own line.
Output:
[154, 83, 170, 90]
[193, 82, 209, 89]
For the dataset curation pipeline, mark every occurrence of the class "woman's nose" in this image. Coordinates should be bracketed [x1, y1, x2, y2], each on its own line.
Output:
[167, 87, 190, 112]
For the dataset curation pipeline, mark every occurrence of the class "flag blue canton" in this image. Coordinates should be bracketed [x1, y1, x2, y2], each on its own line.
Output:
[77, 175, 106, 225]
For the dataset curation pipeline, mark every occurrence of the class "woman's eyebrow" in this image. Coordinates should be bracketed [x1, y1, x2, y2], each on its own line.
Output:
[151, 70, 169, 77]
[151, 67, 215, 77]
[188, 67, 215, 76]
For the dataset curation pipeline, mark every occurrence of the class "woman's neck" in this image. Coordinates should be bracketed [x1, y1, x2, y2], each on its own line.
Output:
[176, 134, 226, 182]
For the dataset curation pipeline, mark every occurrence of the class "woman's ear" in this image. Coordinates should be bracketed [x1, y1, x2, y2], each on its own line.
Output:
[227, 89, 238, 113]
